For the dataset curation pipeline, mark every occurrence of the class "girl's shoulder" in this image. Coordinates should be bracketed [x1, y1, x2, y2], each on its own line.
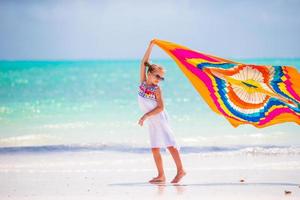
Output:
[153, 84, 160, 90]
[139, 81, 159, 90]
[149, 84, 159, 91]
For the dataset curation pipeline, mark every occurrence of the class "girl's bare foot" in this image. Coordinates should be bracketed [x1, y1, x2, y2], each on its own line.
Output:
[171, 170, 186, 183]
[149, 175, 166, 183]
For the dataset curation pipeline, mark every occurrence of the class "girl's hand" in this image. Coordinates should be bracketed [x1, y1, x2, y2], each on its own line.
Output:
[138, 114, 148, 126]
[150, 39, 156, 44]
[149, 39, 156, 47]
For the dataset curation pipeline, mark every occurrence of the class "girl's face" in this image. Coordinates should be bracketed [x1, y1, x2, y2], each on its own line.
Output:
[148, 69, 165, 85]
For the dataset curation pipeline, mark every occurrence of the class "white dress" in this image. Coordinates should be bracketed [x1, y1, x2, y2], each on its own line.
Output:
[138, 81, 178, 149]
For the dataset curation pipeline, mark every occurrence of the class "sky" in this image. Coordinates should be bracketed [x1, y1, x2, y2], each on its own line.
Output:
[0, 0, 299, 60]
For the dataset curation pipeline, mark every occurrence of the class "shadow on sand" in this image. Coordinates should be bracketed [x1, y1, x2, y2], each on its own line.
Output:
[109, 182, 299, 187]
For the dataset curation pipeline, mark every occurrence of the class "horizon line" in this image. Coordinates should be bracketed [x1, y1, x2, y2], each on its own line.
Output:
[1, 57, 300, 62]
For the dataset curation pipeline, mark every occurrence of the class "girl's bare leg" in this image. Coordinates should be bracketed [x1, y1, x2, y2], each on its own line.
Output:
[167, 146, 186, 183]
[149, 148, 166, 183]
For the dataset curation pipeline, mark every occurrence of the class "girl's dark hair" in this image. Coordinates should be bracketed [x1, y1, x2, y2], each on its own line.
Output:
[144, 61, 165, 73]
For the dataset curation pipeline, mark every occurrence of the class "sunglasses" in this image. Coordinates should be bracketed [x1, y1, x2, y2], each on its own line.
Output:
[152, 73, 165, 81]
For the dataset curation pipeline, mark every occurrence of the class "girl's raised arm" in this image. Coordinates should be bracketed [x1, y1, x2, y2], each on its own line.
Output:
[140, 41, 154, 83]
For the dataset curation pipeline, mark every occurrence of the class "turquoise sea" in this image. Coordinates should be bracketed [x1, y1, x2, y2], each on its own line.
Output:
[0, 59, 300, 154]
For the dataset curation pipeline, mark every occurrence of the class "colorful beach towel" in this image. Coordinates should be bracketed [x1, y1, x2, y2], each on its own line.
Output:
[153, 39, 300, 128]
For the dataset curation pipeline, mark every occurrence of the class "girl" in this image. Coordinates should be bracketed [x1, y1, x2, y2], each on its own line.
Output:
[138, 40, 186, 184]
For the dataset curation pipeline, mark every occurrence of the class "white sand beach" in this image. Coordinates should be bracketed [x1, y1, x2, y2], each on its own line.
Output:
[1, 150, 299, 200]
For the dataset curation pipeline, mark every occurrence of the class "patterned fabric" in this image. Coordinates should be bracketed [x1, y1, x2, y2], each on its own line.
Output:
[153, 39, 300, 128]
[138, 81, 158, 101]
